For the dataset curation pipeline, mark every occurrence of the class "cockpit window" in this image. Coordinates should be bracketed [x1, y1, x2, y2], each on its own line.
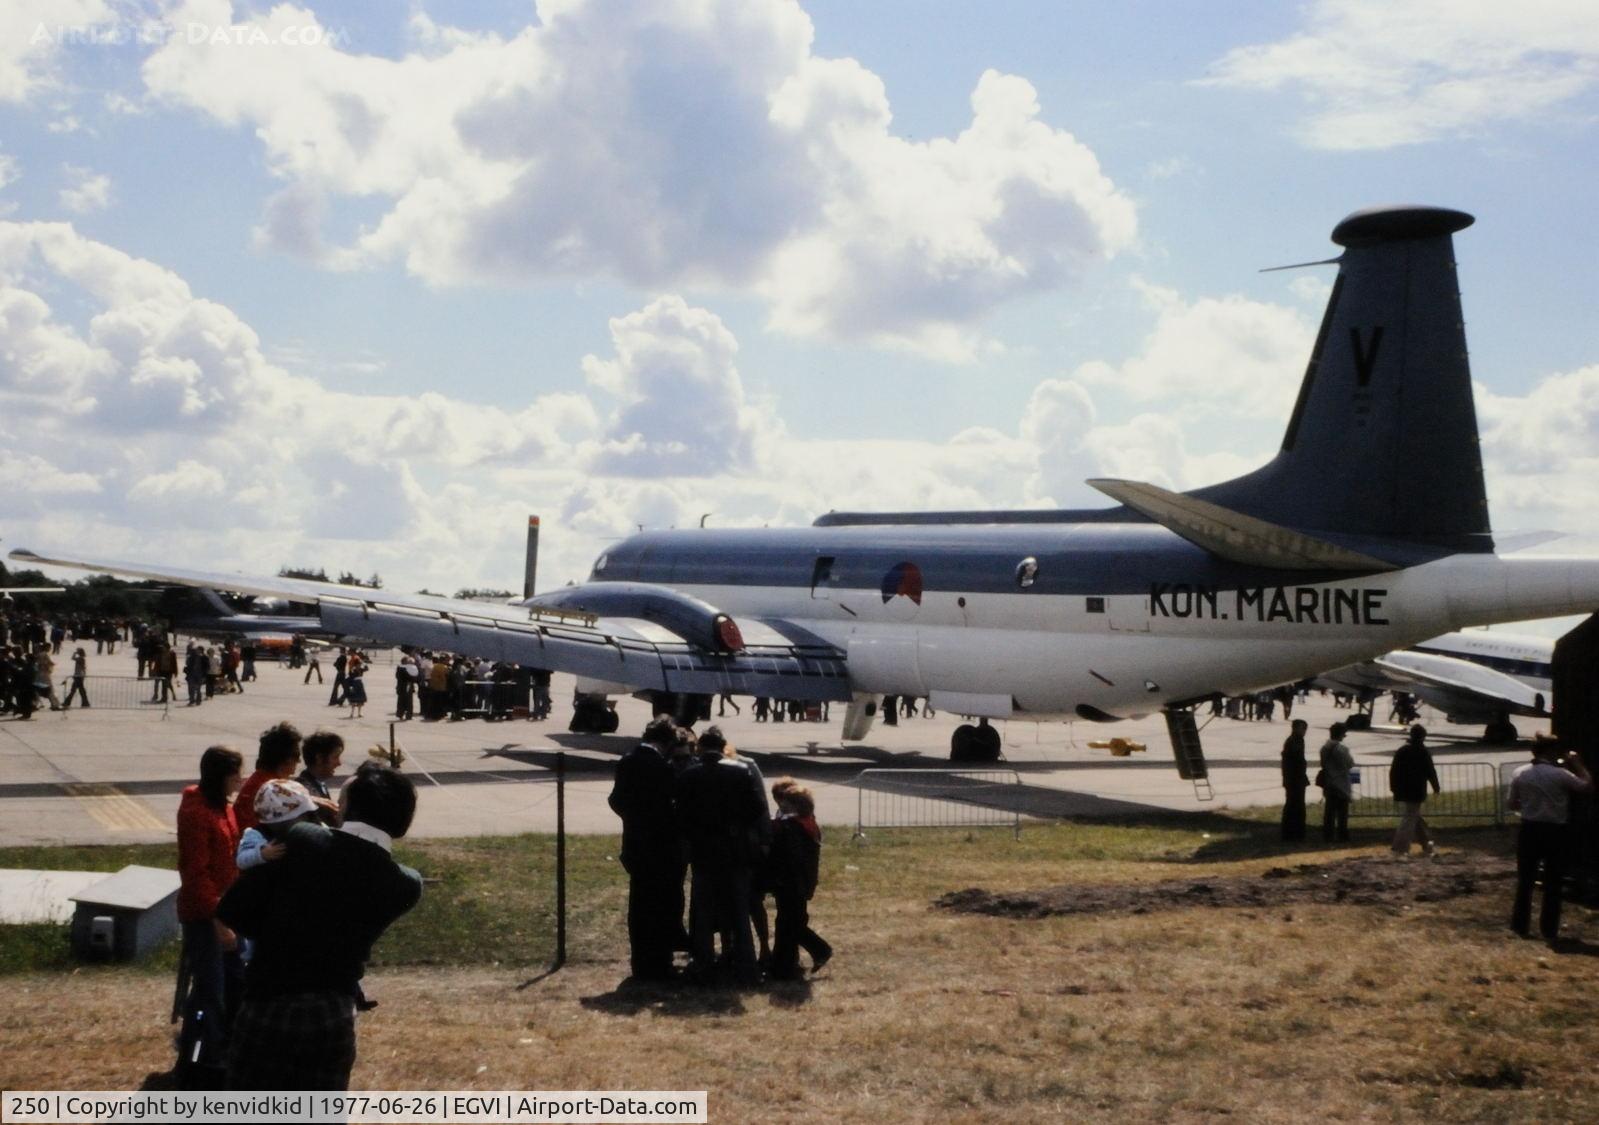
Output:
[593, 553, 609, 574]
[1016, 557, 1039, 589]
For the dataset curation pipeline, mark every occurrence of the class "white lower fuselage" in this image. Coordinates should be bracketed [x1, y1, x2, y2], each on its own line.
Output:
[651, 553, 1599, 721]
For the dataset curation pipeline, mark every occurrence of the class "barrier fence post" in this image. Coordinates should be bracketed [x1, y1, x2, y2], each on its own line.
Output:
[555, 750, 567, 970]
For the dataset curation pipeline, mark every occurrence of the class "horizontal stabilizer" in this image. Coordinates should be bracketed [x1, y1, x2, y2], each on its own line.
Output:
[1085, 479, 1396, 572]
[1494, 531, 1567, 554]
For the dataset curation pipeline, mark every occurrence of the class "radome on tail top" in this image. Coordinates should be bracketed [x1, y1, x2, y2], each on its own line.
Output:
[15, 205, 1599, 776]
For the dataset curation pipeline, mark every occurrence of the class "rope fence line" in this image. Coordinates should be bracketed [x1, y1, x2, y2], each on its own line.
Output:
[852, 768, 1024, 841]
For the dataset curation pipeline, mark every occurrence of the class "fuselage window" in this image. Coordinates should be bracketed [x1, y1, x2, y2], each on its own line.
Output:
[1016, 557, 1039, 589]
[1085, 596, 1105, 613]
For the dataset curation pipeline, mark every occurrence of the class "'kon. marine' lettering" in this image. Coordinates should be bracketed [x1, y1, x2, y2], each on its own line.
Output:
[1149, 583, 1389, 625]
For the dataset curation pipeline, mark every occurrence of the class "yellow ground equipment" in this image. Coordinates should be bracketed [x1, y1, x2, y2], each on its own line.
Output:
[1088, 738, 1147, 757]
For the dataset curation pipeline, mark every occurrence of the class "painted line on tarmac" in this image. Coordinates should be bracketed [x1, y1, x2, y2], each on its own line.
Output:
[61, 783, 168, 833]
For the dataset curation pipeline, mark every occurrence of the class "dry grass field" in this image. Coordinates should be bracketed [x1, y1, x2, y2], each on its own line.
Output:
[4, 817, 1599, 1122]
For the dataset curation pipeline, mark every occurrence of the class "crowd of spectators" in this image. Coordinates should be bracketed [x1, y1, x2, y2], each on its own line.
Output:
[2, 612, 139, 715]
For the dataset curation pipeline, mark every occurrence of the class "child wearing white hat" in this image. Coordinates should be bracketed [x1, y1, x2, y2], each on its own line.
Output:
[235, 778, 319, 871]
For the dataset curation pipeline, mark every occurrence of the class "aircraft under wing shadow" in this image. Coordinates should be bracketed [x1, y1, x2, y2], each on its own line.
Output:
[9, 548, 850, 703]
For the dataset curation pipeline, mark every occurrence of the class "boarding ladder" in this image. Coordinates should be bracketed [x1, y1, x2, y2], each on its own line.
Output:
[1163, 709, 1214, 802]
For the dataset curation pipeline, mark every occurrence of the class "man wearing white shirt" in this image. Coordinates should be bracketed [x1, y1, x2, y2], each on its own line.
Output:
[1509, 736, 1593, 943]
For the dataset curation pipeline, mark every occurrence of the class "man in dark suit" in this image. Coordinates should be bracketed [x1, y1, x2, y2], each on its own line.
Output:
[676, 727, 768, 985]
[1281, 719, 1309, 841]
[327, 647, 348, 706]
[217, 763, 422, 1090]
[607, 717, 682, 981]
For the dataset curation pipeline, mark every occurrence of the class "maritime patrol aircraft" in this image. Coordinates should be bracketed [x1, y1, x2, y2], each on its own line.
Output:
[14, 205, 1599, 780]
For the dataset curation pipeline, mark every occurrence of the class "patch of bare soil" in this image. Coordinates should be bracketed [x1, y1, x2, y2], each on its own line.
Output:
[935, 850, 1515, 919]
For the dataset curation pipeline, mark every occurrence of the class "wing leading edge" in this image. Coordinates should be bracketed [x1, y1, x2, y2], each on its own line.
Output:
[7, 548, 851, 702]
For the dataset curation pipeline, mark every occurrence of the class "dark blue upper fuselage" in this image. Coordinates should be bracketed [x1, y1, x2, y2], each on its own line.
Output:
[590, 524, 1364, 596]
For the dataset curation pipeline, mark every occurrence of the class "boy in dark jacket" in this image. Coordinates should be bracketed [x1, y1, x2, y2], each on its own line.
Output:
[1390, 724, 1442, 856]
[767, 779, 832, 980]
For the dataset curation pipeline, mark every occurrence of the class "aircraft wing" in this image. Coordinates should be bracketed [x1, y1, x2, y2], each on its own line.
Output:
[7, 548, 851, 702]
[1322, 648, 1548, 720]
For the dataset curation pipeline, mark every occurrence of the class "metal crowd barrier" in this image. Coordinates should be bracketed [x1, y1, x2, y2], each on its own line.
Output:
[1346, 759, 1502, 824]
[852, 768, 1024, 841]
[454, 678, 525, 717]
[1498, 760, 1530, 822]
[53, 675, 172, 716]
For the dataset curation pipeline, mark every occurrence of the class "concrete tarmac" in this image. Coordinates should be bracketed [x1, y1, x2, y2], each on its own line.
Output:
[0, 648, 1538, 847]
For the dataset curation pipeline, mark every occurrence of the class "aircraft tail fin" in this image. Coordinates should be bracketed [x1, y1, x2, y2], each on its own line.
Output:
[523, 515, 540, 599]
[1195, 205, 1492, 553]
[197, 588, 232, 615]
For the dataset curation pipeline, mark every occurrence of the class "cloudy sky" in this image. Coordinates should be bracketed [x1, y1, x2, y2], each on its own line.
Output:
[2, 0, 1597, 612]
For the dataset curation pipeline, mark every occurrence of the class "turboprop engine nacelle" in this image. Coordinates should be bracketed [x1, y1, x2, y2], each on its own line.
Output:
[526, 582, 745, 653]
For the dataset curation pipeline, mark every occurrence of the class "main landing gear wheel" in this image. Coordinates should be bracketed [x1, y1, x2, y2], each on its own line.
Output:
[1484, 717, 1518, 745]
[569, 697, 619, 734]
[950, 720, 1002, 762]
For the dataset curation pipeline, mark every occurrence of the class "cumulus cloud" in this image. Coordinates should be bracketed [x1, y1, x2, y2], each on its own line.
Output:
[1204, 0, 1599, 149]
[583, 296, 776, 476]
[253, 184, 329, 261]
[0, 0, 115, 103]
[59, 165, 112, 214]
[759, 67, 1136, 357]
[126, 458, 228, 503]
[1478, 367, 1599, 528]
[0, 450, 101, 495]
[1075, 280, 1315, 417]
[1020, 378, 1099, 503]
[0, 219, 607, 570]
[139, 0, 1135, 357]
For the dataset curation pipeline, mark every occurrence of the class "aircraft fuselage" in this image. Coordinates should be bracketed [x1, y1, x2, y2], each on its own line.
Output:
[587, 525, 1599, 720]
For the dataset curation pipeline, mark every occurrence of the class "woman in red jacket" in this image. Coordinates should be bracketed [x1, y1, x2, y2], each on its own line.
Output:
[175, 744, 245, 1088]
